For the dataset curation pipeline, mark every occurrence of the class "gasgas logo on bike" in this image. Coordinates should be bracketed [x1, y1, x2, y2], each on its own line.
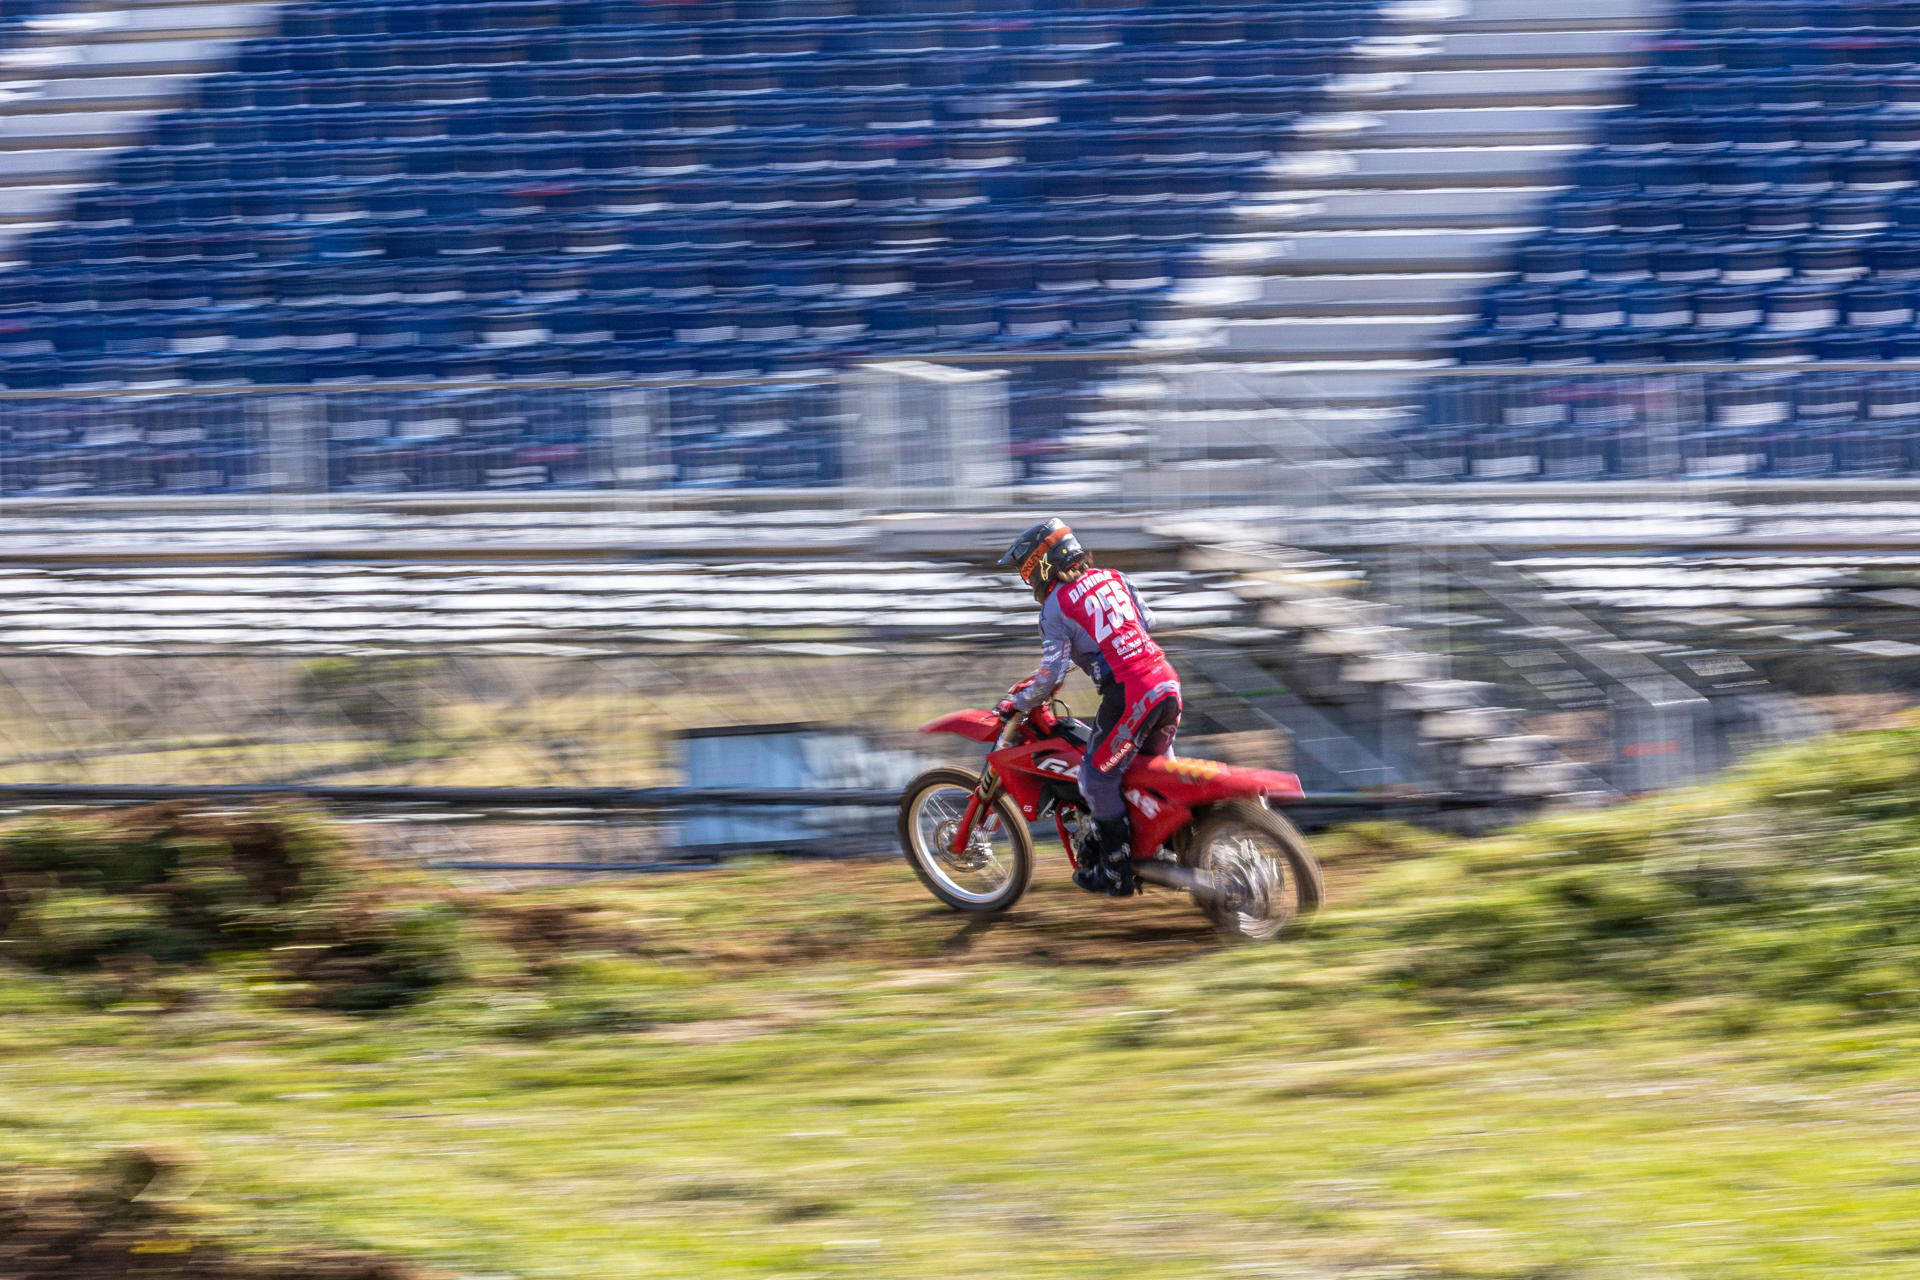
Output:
[1036, 756, 1077, 777]
[1124, 788, 1163, 819]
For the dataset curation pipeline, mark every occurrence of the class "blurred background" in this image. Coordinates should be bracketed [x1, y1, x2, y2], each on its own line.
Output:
[7, 3, 1920, 1276]
[0, 0, 1910, 858]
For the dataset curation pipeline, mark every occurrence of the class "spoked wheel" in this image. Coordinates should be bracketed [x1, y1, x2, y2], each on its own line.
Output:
[1181, 801, 1325, 940]
[898, 766, 1035, 913]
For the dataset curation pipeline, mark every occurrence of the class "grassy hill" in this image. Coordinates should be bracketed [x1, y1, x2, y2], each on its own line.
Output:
[7, 727, 1920, 1276]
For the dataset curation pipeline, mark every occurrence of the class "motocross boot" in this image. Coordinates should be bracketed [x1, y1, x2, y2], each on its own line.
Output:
[1072, 822, 1101, 871]
[1072, 817, 1138, 897]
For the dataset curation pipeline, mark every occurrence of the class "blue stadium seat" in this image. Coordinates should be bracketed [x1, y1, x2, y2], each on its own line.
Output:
[0, 0, 1399, 488]
[1443, 4, 1920, 462]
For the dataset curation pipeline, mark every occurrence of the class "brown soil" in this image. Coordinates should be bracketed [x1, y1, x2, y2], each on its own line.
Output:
[652, 859, 1233, 971]
[483, 900, 647, 973]
[94, 804, 329, 906]
[479, 826, 1347, 974]
[1809, 693, 1916, 733]
[0, 1150, 445, 1280]
[894, 881, 1228, 968]
[465, 856, 1237, 972]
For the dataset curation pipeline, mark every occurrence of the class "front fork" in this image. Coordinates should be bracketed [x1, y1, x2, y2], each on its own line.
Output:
[949, 767, 1001, 857]
[949, 767, 1086, 870]
[951, 712, 1029, 857]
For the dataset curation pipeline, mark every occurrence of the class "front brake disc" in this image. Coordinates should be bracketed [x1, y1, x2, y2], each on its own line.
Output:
[933, 819, 991, 871]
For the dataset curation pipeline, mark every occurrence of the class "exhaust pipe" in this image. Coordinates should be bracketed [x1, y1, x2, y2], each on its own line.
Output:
[1132, 858, 1228, 908]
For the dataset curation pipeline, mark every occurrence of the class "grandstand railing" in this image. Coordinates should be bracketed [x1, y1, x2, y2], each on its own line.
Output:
[7, 358, 1920, 510]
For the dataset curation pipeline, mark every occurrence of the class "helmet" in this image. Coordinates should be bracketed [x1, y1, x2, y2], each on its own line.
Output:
[998, 518, 1087, 603]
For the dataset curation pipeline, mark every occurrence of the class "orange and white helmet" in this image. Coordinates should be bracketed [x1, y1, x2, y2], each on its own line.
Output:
[997, 518, 1088, 603]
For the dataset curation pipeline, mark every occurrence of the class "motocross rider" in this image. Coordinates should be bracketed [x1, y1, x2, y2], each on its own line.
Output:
[996, 518, 1182, 897]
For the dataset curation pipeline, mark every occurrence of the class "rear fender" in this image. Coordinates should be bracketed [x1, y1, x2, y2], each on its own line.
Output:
[1129, 755, 1304, 806]
[1119, 756, 1303, 860]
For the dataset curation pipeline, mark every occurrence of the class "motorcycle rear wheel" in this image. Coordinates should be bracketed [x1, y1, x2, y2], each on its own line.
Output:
[1181, 800, 1324, 940]
[898, 766, 1035, 913]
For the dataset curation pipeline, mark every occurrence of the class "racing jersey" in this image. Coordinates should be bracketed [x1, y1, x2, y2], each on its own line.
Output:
[1010, 567, 1176, 712]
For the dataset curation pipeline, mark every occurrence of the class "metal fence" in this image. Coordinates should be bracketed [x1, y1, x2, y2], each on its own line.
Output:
[8, 358, 1920, 508]
[0, 363, 1000, 501]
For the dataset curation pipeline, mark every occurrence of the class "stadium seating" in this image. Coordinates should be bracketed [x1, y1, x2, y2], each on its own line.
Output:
[0, 0, 1387, 493]
[1418, 0, 1920, 482]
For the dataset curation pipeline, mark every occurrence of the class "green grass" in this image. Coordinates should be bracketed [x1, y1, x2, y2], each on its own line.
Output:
[12, 729, 1920, 1276]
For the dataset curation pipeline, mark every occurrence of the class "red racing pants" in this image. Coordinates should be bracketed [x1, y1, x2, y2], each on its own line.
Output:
[1078, 678, 1181, 822]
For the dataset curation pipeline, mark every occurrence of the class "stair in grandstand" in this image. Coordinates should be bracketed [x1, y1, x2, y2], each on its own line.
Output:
[1161, 518, 1614, 801]
[1164, 507, 1852, 795]
[1071, 0, 1669, 493]
[0, 0, 279, 257]
[1152, 0, 1669, 363]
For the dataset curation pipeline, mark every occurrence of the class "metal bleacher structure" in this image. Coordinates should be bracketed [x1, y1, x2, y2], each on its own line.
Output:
[0, 504, 1617, 800]
[0, 0, 1913, 807]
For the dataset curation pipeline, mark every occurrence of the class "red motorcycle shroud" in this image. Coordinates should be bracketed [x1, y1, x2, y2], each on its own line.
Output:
[918, 708, 1304, 862]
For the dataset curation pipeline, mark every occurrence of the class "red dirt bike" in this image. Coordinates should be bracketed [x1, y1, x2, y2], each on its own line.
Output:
[899, 703, 1324, 939]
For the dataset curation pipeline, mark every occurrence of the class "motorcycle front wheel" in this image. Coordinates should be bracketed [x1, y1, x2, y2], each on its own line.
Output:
[1181, 800, 1325, 940]
[898, 766, 1035, 913]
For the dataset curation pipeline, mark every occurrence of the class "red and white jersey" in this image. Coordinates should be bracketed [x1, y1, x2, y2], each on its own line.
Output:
[1053, 567, 1170, 687]
[1010, 567, 1180, 712]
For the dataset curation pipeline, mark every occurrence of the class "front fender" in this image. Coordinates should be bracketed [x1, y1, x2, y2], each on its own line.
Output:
[919, 708, 1000, 743]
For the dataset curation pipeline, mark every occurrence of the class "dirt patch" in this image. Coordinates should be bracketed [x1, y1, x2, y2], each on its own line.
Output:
[482, 901, 645, 974]
[0, 1149, 445, 1280]
[462, 841, 1308, 979]
[0, 804, 465, 1013]
[1310, 820, 1449, 904]
[635, 859, 1227, 971]
[1810, 693, 1916, 733]
[649, 1014, 800, 1045]
[918, 877, 1227, 967]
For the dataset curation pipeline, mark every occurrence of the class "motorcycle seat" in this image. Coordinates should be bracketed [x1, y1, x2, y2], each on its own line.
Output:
[1048, 716, 1091, 749]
